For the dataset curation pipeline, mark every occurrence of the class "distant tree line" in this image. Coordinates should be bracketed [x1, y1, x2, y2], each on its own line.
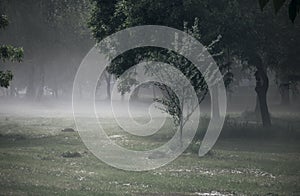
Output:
[0, 0, 299, 127]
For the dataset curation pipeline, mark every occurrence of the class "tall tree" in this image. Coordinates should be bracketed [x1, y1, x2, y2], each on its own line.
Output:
[239, 0, 300, 126]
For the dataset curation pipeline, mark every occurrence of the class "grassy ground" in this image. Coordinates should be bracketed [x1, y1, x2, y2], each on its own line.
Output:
[0, 116, 299, 195]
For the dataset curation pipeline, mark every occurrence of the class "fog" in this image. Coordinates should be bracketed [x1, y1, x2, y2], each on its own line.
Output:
[1, 84, 299, 118]
[0, 0, 300, 194]
[1, 0, 299, 120]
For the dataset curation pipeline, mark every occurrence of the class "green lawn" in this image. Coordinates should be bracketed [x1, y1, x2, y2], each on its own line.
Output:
[0, 116, 299, 195]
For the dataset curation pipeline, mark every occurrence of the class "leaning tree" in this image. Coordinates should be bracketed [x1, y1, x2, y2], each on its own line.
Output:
[88, 0, 238, 144]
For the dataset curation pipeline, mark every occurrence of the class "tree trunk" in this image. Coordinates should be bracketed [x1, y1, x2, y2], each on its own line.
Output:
[212, 84, 220, 120]
[179, 115, 183, 147]
[131, 85, 140, 101]
[26, 64, 36, 99]
[152, 85, 157, 99]
[10, 84, 18, 97]
[35, 65, 45, 101]
[279, 78, 290, 106]
[255, 68, 271, 127]
[255, 95, 260, 113]
[291, 85, 298, 103]
[53, 83, 58, 98]
[254, 95, 261, 122]
[104, 72, 112, 100]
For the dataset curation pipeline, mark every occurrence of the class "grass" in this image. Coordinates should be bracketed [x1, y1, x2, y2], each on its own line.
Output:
[0, 116, 299, 195]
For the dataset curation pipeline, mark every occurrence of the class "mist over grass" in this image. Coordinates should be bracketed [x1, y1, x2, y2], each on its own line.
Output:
[0, 98, 299, 195]
[0, 114, 299, 195]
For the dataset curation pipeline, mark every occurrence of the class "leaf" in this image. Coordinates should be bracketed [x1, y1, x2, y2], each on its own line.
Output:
[273, 0, 286, 13]
[259, 0, 271, 10]
[0, 70, 13, 88]
[0, 15, 9, 29]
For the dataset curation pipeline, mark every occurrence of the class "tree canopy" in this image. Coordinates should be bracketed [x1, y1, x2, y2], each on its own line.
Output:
[259, 0, 300, 22]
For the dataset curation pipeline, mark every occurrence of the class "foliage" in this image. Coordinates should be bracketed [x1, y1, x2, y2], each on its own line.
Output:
[148, 20, 223, 128]
[0, 14, 23, 88]
[289, 0, 300, 22]
[43, 0, 92, 41]
[0, 14, 8, 29]
[0, 70, 13, 88]
[88, 0, 234, 133]
[0, 45, 23, 62]
[259, 0, 300, 22]
[0, 0, 92, 98]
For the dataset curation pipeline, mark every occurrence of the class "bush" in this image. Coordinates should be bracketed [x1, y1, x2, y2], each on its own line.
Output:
[61, 151, 81, 158]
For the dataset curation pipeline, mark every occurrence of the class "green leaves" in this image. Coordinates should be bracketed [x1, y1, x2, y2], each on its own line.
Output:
[0, 45, 24, 62]
[0, 15, 9, 29]
[289, 0, 300, 22]
[0, 70, 13, 88]
[0, 45, 23, 88]
[0, 15, 24, 88]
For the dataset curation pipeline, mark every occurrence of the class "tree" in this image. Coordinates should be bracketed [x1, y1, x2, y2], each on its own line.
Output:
[89, 0, 235, 145]
[259, 0, 300, 22]
[89, 0, 300, 130]
[238, 0, 300, 126]
[1, 0, 92, 99]
[237, 3, 276, 127]
[0, 14, 23, 88]
[147, 21, 225, 144]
